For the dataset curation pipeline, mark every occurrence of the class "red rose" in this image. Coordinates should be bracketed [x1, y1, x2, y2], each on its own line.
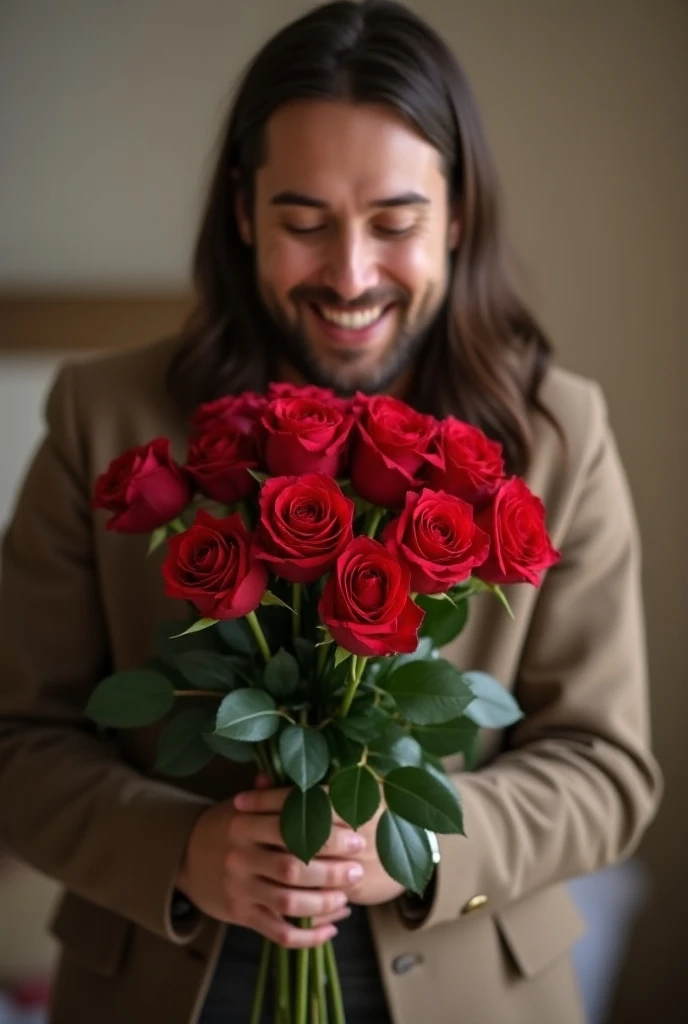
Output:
[319, 537, 424, 657]
[383, 488, 490, 594]
[254, 474, 355, 584]
[161, 509, 267, 619]
[350, 395, 437, 507]
[267, 382, 350, 412]
[92, 438, 189, 533]
[426, 418, 505, 506]
[475, 477, 560, 586]
[184, 424, 259, 504]
[189, 392, 267, 435]
[261, 397, 353, 477]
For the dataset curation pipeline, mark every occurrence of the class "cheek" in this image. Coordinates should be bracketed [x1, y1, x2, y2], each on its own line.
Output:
[383, 238, 448, 304]
[257, 232, 321, 300]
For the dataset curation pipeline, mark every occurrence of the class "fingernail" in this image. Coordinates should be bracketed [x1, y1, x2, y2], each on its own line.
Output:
[334, 893, 348, 909]
[347, 834, 366, 852]
[233, 792, 250, 809]
[348, 865, 364, 882]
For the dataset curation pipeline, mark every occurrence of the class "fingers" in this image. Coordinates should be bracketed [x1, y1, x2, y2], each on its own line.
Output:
[251, 907, 338, 949]
[231, 811, 366, 859]
[234, 787, 290, 813]
[311, 906, 352, 927]
[252, 847, 365, 890]
[252, 878, 349, 921]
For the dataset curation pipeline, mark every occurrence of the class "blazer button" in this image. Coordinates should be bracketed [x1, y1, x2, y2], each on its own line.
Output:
[461, 894, 488, 915]
[392, 953, 423, 975]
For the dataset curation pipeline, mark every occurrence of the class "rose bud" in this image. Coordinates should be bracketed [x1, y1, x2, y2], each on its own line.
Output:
[162, 509, 267, 619]
[92, 438, 189, 533]
[253, 474, 355, 584]
[476, 477, 560, 586]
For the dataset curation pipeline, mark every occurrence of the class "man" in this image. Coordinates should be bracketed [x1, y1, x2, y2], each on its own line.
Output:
[0, 2, 662, 1022]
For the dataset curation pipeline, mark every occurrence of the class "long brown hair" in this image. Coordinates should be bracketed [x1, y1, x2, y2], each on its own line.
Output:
[168, 0, 564, 475]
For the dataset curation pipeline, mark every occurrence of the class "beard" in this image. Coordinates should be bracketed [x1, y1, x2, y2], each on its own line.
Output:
[258, 282, 444, 396]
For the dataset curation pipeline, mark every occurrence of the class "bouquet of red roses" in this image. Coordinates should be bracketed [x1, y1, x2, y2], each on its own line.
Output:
[87, 383, 559, 1024]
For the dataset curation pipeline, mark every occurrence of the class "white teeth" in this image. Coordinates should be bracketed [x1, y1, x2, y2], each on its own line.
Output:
[318, 305, 384, 329]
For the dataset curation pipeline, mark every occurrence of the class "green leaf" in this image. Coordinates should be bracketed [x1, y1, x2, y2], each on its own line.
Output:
[324, 728, 364, 769]
[174, 650, 239, 691]
[335, 705, 390, 744]
[334, 646, 352, 668]
[261, 590, 296, 614]
[384, 659, 474, 725]
[217, 618, 255, 655]
[293, 638, 317, 678]
[368, 729, 424, 775]
[171, 617, 218, 638]
[383, 766, 464, 834]
[154, 619, 222, 664]
[280, 785, 332, 863]
[411, 716, 479, 758]
[85, 669, 175, 727]
[462, 671, 523, 728]
[417, 593, 469, 647]
[154, 708, 216, 776]
[330, 765, 380, 829]
[147, 525, 168, 555]
[247, 468, 270, 484]
[215, 688, 280, 741]
[376, 811, 434, 896]
[279, 725, 329, 791]
[487, 583, 515, 619]
[203, 731, 256, 763]
[264, 648, 301, 699]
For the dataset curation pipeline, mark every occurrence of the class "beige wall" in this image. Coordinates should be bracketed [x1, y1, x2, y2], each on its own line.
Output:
[1, 0, 686, 1016]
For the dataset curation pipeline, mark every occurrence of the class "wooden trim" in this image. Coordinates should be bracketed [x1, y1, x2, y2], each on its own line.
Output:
[0, 292, 193, 352]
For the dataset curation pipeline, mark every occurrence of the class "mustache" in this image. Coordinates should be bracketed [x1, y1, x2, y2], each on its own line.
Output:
[290, 285, 409, 309]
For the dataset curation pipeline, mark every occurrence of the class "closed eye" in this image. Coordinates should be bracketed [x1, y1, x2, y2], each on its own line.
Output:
[285, 224, 327, 236]
[375, 224, 416, 238]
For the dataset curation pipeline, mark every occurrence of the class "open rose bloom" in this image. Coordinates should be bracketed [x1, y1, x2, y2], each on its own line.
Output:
[89, 385, 559, 1024]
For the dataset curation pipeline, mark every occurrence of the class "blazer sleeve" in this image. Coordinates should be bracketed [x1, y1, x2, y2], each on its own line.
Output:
[0, 363, 214, 944]
[410, 382, 663, 932]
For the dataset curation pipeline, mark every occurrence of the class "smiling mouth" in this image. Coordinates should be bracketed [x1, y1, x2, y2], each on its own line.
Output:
[310, 303, 394, 331]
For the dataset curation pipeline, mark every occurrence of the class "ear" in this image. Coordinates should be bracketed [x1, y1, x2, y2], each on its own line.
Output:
[448, 203, 461, 252]
[233, 173, 253, 246]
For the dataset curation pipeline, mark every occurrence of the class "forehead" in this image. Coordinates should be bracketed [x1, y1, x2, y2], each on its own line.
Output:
[256, 100, 446, 202]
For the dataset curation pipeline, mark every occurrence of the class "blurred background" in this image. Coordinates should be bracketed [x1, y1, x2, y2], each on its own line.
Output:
[0, 1, 685, 1021]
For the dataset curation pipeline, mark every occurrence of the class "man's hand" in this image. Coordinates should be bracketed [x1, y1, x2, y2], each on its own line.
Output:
[231, 787, 406, 910]
[176, 786, 367, 949]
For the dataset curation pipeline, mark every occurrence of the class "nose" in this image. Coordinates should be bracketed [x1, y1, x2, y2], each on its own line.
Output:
[320, 226, 379, 302]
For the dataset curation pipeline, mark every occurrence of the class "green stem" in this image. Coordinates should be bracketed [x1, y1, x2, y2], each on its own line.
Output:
[324, 940, 345, 1024]
[296, 924, 310, 1024]
[269, 733, 285, 783]
[246, 610, 272, 665]
[170, 516, 186, 534]
[255, 743, 274, 782]
[292, 582, 302, 639]
[317, 641, 331, 679]
[313, 942, 328, 1024]
[337, 655, 368, 718]
[365, 506, 384, 539]
[250, 938, 272, 1024]
[276, 945, 291, 1024]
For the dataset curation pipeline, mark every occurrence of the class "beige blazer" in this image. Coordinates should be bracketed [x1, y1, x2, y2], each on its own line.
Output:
[0, 337, 662, 1024]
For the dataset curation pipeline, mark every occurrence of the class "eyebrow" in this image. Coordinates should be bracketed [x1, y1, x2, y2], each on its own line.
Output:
[269, 190, 430, 209]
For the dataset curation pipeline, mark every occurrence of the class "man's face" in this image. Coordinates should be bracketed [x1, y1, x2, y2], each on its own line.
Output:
[236, 100, 460, 394]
